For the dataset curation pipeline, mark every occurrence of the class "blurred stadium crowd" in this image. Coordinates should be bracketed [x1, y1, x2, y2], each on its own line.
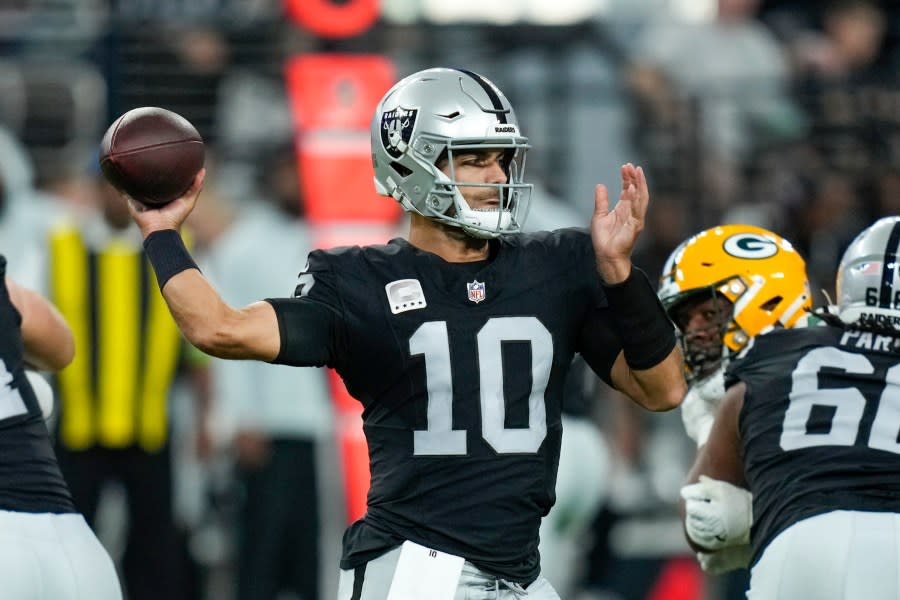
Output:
[0, 1, 898, 599]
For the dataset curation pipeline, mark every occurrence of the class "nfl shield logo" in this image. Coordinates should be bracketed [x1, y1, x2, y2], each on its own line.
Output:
[467, 280, 486, 303]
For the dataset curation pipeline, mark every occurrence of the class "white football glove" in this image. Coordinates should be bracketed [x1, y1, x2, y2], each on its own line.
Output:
[681, 366, 725, 447]
[697, 543, 752, 575]
[680, 475, 752, 550]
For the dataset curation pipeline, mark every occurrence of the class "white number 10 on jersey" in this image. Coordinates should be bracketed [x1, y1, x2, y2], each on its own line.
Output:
[409, 316, 552, 456]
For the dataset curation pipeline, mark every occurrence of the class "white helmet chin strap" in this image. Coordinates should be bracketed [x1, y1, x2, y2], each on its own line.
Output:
[419, 168, 525, 239]
[422, 197, 513, 239]
[459, 207, 514, 239]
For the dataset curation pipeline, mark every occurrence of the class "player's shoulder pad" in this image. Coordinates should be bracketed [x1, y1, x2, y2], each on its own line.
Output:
[302, 240, 409, 286]
[728, 326, 829, 378]
[732, 329, 794, 369]
[310, 239, 404, 264]
[503, 227, 592, 256]
[507, 226, 590, 246]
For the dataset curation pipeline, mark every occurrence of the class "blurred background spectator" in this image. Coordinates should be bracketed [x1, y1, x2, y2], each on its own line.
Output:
[625, 0, 809, 220]
[0, 124, 69, 291]
[0, 1, 897, 598]
[204, 141, 343, 600]
[45, 170, 212, 600]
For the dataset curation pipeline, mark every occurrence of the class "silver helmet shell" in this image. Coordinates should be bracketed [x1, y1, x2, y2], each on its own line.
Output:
[371, 67, 532, 239]
[836, 216, 900, 331]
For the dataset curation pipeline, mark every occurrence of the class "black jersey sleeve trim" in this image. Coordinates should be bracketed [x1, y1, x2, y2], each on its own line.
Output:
[264, 298, 335, 367]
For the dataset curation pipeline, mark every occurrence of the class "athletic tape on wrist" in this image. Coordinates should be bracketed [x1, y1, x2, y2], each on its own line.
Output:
[601, 267, 676, 369]
[143, 229, 199, 289]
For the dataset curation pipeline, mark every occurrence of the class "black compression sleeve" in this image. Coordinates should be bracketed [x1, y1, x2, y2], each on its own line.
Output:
[601, 267, 677, 370]
[143, 229, 199, 289]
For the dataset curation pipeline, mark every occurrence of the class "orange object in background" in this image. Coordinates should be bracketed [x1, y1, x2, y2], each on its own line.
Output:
[287, 54, 401, 523]
[646, 558, 705, 600]
[286, 55, 401, 225]
[285, 55, 395, 131]
[283, 0, 379, 39]
[298, 144, 401, 224]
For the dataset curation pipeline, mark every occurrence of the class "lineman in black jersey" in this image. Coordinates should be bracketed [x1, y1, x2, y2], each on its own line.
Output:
[0, 255, 121, 599]
[124, 67, 685, 599]
[683, 216, 900, 600]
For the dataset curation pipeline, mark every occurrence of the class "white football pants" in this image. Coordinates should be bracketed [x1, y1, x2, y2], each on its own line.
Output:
[748, 510, 900, 600]
[337, 544, 561, 600]
[0, 510, 121, 600]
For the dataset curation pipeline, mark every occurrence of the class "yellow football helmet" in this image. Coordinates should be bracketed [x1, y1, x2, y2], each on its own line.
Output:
[658, 224, 812, 378]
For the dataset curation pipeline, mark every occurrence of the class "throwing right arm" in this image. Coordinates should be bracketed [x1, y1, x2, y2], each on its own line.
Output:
[153, 267, 280, 361]
[126, 171, 282, 362]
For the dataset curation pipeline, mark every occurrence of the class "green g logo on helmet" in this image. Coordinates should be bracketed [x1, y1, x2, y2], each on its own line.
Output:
[723, 234, 778, 259]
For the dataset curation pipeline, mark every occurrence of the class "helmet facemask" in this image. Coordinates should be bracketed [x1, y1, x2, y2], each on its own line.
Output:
[668, 289, 734, 381]
[429, 140, 532, 238]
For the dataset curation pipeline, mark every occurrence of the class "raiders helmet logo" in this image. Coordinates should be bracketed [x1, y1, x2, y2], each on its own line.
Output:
[380, 107, 418, 159]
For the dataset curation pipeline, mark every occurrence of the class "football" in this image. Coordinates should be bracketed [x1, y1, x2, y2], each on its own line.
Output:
[99, 107, 204, 207]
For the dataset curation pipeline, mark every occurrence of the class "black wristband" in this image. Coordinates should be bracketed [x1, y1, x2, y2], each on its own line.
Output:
[143, 229, 199, 289]
[601, 267, 677, 370]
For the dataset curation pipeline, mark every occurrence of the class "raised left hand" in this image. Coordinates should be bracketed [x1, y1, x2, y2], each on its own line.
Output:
[591, 163, 649, 284]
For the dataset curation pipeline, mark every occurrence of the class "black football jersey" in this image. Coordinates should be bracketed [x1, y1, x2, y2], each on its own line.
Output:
[268, 229, 643, 584]
[0, 256, 75, 513]
[727, 325, 900, 566]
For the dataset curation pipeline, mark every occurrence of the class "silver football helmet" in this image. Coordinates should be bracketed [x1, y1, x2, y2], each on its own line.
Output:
[371, 67, 532, 238]
[836, 216, 900, 331]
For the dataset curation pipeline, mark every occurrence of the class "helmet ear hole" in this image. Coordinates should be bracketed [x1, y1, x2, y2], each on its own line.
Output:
[759, 296, 783, 312]
[390, 162, 412, 178]
[434, 149, 449, 170]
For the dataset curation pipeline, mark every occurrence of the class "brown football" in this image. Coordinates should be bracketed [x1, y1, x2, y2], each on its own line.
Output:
[99, 107, 204, 207]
